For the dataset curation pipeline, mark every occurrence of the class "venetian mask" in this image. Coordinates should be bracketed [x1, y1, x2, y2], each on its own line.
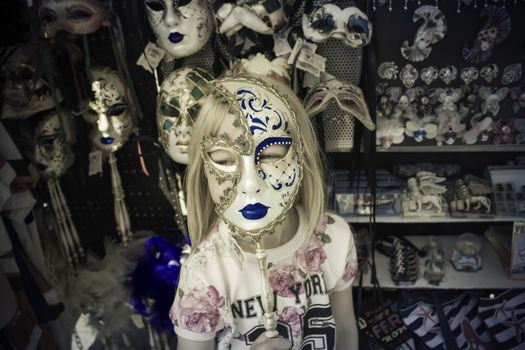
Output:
[1, 45, 58, 120]
[33, 110, 75, 179]
[302, 4, 372, 48]
[479, 86, 509, 117]
[39, 0, 108, 38]
[215, 0, 288, 37]
[84, 67, 133, 153]
[157, 67, 214, 164]
[145, 0, 213, 59]
[303, 79, 375, 131]
[202, 76, 303, 237]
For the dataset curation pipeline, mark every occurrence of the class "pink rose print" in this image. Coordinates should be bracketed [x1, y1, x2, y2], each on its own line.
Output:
[279, 306, 302, 337]
[269, 263, 299, 297]
[176, 286, 224, 333]
[296, 236, 327, 273]
[343, 258, 358, 283]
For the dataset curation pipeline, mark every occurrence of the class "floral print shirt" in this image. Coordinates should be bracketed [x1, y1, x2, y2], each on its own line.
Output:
[170, 207, 358, 349]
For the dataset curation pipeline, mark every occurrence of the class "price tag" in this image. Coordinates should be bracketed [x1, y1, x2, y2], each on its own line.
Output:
[88, 150, 103, 176]
[131, 314, 145, 329]
[273, 29, 292, 57]
[136, 42, 166, 73]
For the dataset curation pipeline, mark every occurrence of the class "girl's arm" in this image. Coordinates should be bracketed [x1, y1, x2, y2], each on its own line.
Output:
[330, 286, 358, 350]
[177, 337, 215, 350]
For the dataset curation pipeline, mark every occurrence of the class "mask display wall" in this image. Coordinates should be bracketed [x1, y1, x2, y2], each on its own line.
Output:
[203, 77, 303, 237]
[144, 0, 214, 59]
[84, 67, 134, 153]
[1, 45, 58, 120]
[38, 0, 108, 38]
[157, 67, 214, 164]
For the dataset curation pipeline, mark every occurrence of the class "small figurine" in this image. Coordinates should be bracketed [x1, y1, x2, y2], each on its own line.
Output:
[450, 232, 482, 272]
[422, 236, 445, 286]
[401, 171, 447, 216]
[388, 238, 419, 286]
[449, 176, 494, 218]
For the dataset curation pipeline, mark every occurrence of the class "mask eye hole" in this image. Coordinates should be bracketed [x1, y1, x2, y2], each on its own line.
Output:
[160, 102, 180, 118]
[145, 0, 165, 12]
[258, 144, 290, 164]
[108, 103, 127, 117]
[187, 104, 201, 120]
[205, 148, 238, 172]
[39, 8, 57, 25]
[68, 9, 93, 21]
[309, 7, 335, 34]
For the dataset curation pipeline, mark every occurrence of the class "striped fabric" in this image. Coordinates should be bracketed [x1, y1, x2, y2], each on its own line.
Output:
[400, 293, 496, 349]
[478, 290, 525, 350]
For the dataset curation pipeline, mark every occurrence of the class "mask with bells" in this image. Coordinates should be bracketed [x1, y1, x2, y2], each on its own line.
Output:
[1, 45, 58, 120]
[84, 67, 134, 153]
[39, 0, 108, 38]
[145, 0, 213, 59]
[302, 4, 372, 48]
[157, 67, 214, 164]
[203, 76, 303, 237]
[32, 110, 75, 180]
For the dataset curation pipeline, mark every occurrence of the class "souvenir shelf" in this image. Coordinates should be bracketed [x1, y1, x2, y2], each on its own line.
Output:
[354, 235, 525, 290]
[378, 145, 525, 153]
[346, 214, 525, 224]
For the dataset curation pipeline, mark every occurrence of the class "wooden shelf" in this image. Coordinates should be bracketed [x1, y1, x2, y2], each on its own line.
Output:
[344, 215, 525, 223]
[353, 235, 525, 290]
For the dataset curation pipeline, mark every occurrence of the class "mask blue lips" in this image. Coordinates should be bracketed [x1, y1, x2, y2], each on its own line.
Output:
[239, 203, 270, 220]
[168, 32, 184, 43]
[100, 136, 114, 145]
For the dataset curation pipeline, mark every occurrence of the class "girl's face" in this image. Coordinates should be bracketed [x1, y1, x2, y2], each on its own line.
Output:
[201, 78, 303, 235]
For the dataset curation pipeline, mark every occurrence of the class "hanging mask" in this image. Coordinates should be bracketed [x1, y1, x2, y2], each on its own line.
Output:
[215, 0, 288, 37]
[405, 119, 437, 143]
[39, 0, 108, 38]
[435, 88, 462, 114]
[510, 86, 525, 114]
[84, 67, 134, 153]
[480, 64, 499, 83]
[202, 76, 303, 237]
[145, 0, 213, 59]
[501, 63, 522, 85]
[376, 118, 404, 148]
[462, 6, 511, 64]
[157, 67, 214, 164]
[302, 4, 372, 48]
[1, 45, 58, 120]
[479, 86, 509, 117]
[304, 79, 375, 131]
[401, 5, 447, 63]
[439, 65, 457, 85]
[420, 66, 438, 86]
[32, 110, 75, 179]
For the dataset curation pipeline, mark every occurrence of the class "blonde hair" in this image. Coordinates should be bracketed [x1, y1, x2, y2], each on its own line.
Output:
[185, 75, 327, 245]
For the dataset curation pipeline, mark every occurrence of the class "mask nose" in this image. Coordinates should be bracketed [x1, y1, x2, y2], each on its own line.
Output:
[97, 113, 110, 136]
[238, 156, 264, 195]
[175, 119, 191, 145]
[164, 4, 181, 27]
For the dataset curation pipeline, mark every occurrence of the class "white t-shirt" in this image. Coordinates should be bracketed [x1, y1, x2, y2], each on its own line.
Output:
[170, 207, 358, 349]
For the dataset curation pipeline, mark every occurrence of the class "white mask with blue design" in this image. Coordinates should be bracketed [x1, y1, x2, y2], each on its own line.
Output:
[202, 77, 303, 236]
[84, 67, 134, 153]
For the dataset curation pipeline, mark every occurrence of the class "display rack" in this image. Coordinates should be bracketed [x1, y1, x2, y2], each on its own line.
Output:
[354, 235, 525, 290]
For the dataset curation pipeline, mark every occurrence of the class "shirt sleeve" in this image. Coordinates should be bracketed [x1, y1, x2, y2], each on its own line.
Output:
[170, 253, 227, 341]
[332, 222, 358, 292]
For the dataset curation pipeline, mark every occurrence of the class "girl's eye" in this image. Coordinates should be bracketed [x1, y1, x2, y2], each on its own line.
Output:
[207, 149, 238, 169]
[258, 144, 290, 164]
